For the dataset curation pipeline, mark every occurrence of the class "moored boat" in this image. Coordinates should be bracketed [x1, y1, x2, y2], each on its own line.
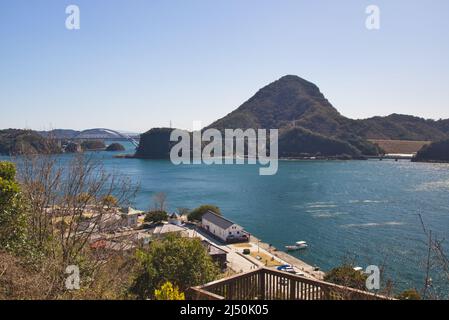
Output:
[285, 241, 308, 251]
[295, 241, 308, 248]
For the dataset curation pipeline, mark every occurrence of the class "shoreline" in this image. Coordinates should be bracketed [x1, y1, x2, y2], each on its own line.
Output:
[248, 235, 325, 280]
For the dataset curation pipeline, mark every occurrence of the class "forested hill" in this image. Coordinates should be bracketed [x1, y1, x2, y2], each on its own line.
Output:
[0, 129, 61, 155]
[206, 75, 448, 157]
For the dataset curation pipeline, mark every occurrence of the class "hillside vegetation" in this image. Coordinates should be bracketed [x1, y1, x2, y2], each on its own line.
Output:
[0, 129, 61, 155]
[206, 75, 448, 157]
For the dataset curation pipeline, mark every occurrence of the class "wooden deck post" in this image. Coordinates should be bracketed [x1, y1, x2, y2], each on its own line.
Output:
[259, 269, 265, 300]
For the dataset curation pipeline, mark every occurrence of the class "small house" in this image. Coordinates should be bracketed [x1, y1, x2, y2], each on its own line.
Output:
[168, 212, 182, 226]
[201, 211, 249, 243]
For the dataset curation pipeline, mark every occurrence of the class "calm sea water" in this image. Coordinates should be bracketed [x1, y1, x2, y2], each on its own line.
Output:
[3, 141, 449, 295]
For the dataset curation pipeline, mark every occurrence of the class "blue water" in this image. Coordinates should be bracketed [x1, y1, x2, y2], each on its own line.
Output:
[3, 141, 449, 295]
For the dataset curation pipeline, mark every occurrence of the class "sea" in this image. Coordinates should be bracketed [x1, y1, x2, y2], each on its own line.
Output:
[2, 140, 449, 296]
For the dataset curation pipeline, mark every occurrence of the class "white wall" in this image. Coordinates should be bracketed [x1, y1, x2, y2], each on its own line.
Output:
[202, 219, 243, 242]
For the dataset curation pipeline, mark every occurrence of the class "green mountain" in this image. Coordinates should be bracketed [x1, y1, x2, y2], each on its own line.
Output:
[350, 114, 449, 141]
[135, 75, 448, 159]
[207, 75, 379, 156]
[207, 75, 448, 157]
[0, 129, 62, 155]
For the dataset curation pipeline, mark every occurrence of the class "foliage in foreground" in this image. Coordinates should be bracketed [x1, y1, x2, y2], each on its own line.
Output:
[154, 281, 185, 300]
[324, 264, 368, 291]
[0, 156, 138, 299]
[129, 234, 220, 299]
[0, 162, 27, 253]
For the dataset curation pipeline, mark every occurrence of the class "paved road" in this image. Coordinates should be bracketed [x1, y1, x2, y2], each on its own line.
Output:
[186, 227, 258, 273]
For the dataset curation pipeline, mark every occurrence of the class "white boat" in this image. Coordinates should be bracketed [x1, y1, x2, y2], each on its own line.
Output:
[285, 241, 308, 251]
[295, 241, 308, 248]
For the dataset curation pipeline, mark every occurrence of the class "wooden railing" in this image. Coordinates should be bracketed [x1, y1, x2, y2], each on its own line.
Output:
[188, 267, 391, 300]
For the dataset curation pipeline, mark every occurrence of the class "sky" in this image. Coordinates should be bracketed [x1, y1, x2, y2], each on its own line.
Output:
[1, 0, 448, 132]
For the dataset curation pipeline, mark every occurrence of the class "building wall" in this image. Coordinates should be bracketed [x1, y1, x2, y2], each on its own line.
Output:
[227, 224, 244, 239]
[202, 219, 227, 241]
[202, 219, 244, 242]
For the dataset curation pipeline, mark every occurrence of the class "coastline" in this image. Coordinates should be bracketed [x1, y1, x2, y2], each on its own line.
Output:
[248, 235, 325, 280]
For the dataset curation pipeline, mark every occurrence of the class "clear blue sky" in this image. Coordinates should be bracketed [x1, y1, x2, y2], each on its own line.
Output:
[1, 0, 448, 132]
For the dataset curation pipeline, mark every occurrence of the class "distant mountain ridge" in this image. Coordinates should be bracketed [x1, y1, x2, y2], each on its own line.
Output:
[207, 75, 449, 157]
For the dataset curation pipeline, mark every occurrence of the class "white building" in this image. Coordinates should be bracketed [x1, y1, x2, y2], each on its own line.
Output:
[201, 211, 248, 243]
[168, 213, 183, 226]
[120, 207, 143, 228]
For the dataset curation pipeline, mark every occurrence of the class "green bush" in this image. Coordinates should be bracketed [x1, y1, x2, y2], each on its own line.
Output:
[0, 162, 27, 253]
[324, 264, 368, 290]
[187, 205, 221, 222]
[144, 210, 168, 223]
[0, 162, 16, 181]
[130, 234, 220, 299]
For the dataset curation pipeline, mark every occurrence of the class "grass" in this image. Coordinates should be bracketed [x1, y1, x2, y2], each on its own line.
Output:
[250, 251, 282, 267]
[231, 243, 252, 248]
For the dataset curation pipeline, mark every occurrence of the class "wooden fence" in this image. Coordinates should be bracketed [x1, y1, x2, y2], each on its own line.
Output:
[188, 267, 391, 300]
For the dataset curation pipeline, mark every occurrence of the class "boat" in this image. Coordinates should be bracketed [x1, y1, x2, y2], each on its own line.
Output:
[285, 245, 301, 251]
[285, 241, 308, 251]
[295, 241, 308, 248]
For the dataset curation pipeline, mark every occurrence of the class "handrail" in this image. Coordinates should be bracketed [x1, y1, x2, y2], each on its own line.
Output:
[188, 267, 392, 300]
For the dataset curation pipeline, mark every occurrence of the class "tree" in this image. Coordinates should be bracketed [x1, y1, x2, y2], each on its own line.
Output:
[0, 162, 27, 253]
[152, 192, 167, 211]
[130, 234, 220, 299]
[144, 210, 168, 224]
[324, 264, 368, 291]
[17, 154, 137, 267]
[187, 204, 221, 222]
[1, 155, 139, 299]
[154, 281, 185, 300]
[101, 195, 118, 209]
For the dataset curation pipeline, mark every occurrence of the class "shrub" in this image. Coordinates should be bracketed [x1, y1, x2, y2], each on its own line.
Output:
[324, 264, 368, 290]
[154, 281, 185, 300]
[144, 210, 168, 224]
[0, 162, 27, 253]
[187, 205, 221, 222]
[129, 234, 220, 299]
[101, 195, 118, 208]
